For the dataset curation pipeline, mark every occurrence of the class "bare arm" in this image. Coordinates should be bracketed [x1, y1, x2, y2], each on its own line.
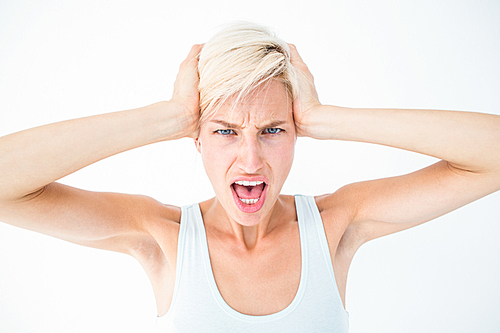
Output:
[313, 107, 500, 239]
[290, 44, 500, 242]
[0, 102, 191, 202]
[0, 45, 202, 252]
[299, 105, 500, 174]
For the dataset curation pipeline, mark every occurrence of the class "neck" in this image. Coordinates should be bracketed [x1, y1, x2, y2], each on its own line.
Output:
[202, 196, 286, 250]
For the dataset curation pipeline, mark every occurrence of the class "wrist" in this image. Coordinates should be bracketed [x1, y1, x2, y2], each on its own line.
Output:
[150, 100, 199, 141]
[297, 105, 341, 140]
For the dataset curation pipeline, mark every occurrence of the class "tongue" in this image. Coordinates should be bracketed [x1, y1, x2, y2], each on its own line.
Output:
[233, 183, 265, 199]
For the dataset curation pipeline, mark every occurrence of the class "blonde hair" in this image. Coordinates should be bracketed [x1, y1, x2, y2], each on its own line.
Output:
[198, 21, 297, 124]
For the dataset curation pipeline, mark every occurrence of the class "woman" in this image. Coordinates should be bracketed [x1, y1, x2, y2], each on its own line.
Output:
[0, 22, 499, 332]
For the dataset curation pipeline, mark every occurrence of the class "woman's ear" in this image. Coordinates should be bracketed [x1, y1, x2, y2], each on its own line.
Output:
[194, 137, 201, 153]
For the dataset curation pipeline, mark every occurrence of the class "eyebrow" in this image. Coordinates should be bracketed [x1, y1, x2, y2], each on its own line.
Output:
[210, 119, 287, 129]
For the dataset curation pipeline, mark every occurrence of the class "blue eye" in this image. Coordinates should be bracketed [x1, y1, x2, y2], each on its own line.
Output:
[263, 128, 283, 134]
[216, 129, 235, 135]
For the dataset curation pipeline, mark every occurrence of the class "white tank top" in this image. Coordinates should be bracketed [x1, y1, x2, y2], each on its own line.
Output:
[156, 195, 349, 332]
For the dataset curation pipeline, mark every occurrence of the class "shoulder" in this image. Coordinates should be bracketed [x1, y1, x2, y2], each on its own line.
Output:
[140, 198, 182, 240]
[128, 197, 182, 263]
[313, 188, 366, 255]
[314, 189, 355, 226]
[128, 195, 182, 239]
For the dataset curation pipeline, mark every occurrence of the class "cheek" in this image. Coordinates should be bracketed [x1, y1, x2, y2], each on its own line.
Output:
[200, 139, 234, 179]
[265, 138, 295, 173]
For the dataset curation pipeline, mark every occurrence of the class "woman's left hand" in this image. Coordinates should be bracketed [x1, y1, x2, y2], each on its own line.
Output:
[289, 44, 324, 138]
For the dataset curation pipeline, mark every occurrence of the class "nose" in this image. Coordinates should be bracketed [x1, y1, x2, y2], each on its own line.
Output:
[236, 135, 264, 174]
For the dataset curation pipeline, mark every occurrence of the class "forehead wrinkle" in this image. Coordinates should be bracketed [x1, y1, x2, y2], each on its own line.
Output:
[246, 82, 289, 127]
[210, 80, 291, 129]
[209, 119, 241, 128]
[253, 81, 277, 125]
[209, 119, 287, 130]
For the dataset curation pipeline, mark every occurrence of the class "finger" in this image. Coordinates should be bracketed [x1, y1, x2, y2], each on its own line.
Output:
[180, 44, 203, 70]
[288, 43, 305, 65]
[288, 43, 312, 80]
[176, 44, 202, 85]
[173, 45, 203, 97]
[188, 44, 203, 60]
[288, 44, 315, 86]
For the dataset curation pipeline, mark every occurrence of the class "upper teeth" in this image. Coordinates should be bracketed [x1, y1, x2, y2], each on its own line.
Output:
[234, 180, 264, 186]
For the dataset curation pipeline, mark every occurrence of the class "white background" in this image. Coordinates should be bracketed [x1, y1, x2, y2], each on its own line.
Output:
[1, 0, 499, 332]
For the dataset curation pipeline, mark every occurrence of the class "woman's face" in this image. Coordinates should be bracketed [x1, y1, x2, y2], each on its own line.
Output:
[196, 80, 296, 226]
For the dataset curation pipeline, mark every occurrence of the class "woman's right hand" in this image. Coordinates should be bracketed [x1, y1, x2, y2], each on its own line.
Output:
[169, 44, 203, 138]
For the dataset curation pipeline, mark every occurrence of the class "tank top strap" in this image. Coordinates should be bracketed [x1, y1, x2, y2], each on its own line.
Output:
[157, 198, 349, 332]
[162, 203, 210, 321]
[294, 195, 349, 325]
[294, 194, 339, 283]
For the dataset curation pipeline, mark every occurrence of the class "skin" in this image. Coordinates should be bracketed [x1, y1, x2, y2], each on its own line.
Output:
[0, 43, 499, 318]
[194, 81, 301, 315]
[195, 81, 296, 246]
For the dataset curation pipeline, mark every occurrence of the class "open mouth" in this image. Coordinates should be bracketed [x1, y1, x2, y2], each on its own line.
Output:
[230, 180, 268, 213]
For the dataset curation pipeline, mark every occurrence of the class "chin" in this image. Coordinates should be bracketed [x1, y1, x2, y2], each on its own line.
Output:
[214, 181, 280, 225]
[231, 213, 268, 228]
[231, 195, 277, 226]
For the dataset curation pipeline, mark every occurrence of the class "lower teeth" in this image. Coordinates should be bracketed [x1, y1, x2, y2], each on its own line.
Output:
[239, 198, 260, 205]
